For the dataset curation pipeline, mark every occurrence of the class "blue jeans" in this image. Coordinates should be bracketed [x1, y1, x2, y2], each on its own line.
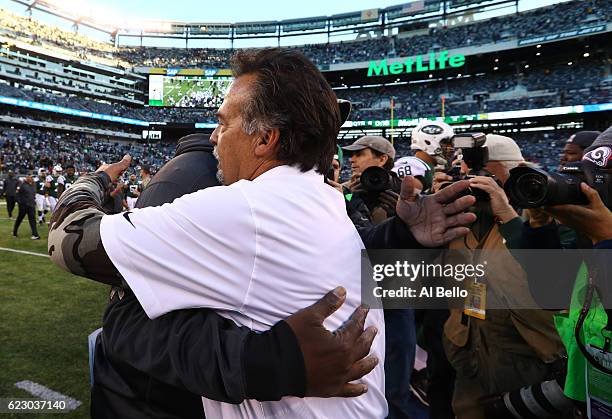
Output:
[384, 308, 419, 419]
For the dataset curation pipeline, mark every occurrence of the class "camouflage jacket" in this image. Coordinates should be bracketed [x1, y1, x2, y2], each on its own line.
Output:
[48, 172, 125, 287]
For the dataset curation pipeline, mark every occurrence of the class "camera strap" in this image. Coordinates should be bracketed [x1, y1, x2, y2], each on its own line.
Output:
[574, 267, 612, 374]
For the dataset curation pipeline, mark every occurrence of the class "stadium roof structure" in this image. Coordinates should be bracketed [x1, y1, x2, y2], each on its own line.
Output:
[11, 0, 520, 44]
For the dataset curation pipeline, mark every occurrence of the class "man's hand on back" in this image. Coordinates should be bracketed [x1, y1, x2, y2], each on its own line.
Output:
[396, 176, 477, 247]
[285, 287, 378, 398]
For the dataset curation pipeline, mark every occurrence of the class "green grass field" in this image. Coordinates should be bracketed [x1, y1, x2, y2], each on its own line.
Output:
[163, 78, 195, 106]
[162, 77, 231, 107]
[0, 201, 108, 418]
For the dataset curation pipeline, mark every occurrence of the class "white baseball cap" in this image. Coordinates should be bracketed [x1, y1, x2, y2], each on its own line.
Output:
[485, 134, 524, 162]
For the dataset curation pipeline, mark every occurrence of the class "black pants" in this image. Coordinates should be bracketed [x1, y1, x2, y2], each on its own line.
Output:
[13, 204, 38, 237]
[6, 195, 16, 218]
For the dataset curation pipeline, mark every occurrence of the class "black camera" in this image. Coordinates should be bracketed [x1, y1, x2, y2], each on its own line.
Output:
[504, 146, 612, 210]
[441, 132, 496, 202]
[360, 166, 396, 193]
[357, 166, 402, 209]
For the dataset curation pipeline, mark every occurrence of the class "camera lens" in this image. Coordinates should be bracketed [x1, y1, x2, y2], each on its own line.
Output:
[360, 166, 391, 193]
[515, 172, 548, 205]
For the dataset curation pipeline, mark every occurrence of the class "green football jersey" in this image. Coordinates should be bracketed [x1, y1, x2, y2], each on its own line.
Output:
[35, 177, 47, 195]
[63, 174, 79, 190]
[126, 180, 140, 198]
[46, 176, 62, 198]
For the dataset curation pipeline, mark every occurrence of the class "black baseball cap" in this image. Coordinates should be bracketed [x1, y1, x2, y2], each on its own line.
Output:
[567, 131, 600, 149]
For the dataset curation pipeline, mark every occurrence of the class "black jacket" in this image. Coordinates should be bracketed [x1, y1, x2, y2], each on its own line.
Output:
[16, 181, 36, 207]
[93, 134, 424, 418]
[3, 176, 18, 197]
[92, 135, 305, 419]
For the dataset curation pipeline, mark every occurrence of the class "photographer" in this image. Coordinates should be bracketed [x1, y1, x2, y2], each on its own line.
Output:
[441, 134, 570, 419]
[559, 130, 600, 166]
[523, 130, 602, 249]
[343, 136, 418, 417]
[518, 127, 612, 414]
[342, 136, 400, 225]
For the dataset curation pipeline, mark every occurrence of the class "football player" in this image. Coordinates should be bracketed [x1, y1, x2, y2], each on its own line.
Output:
[410, 120, 455, 172]
[61, 164, 79, 194]
[34, 168, 50, 224]
[46, 165, 65, 215]
[124, 174, 140, 210]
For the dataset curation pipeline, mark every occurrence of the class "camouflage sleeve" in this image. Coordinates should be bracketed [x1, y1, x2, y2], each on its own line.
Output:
[48, 172, 124, 286]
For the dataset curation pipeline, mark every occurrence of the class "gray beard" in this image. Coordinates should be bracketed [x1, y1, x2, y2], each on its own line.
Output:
[216, 170, 225, 184]
[213, 147, 224, 184]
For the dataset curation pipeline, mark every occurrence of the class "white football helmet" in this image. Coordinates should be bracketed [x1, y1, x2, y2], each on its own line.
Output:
[410, 120, 455, 166]
[53, 165, 63, 176]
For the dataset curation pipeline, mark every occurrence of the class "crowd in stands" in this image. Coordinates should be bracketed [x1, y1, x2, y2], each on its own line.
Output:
[392, 0, 608, 57]
[1, 124, 567, 180]
[0, 8, 118, 64]
[336, 58, 610, 120]
[0, 128, 174, 174]
[1, 54, 608, 127]
[118, 0, 610, 68]
[1, 0, 610, 69]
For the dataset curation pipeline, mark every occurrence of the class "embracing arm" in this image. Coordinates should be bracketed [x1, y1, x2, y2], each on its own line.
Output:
[48, 171, 123, 286]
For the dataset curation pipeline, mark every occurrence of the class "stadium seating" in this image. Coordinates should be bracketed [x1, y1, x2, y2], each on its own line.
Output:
[0, 0, 609, 177]
[0, 127, 174, 174]
[1, 55, 608, 124]
[333, 59, 609, 120]
[2, 124, 567, 179]
[2, 1, 610, 68]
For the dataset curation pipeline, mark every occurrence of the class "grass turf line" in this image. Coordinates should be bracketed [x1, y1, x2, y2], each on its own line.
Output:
[0, 209, 108, 418]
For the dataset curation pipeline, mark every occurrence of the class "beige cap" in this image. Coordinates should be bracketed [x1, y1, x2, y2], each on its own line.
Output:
[485, 134, 524, 162]
[342, 136, 396, 159]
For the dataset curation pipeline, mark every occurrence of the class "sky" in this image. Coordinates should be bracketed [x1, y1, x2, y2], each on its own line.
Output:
[0, 0, 566, 48]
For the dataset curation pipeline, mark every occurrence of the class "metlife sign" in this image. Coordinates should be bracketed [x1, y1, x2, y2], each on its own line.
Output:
[367, 50, 465, 77]
[518, 24, 607, 46]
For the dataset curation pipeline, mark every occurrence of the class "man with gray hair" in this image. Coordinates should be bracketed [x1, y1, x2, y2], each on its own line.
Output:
[48, 49, 477, 418]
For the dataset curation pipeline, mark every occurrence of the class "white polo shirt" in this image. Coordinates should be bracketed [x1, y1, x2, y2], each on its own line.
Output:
[99, 164, 387, 419]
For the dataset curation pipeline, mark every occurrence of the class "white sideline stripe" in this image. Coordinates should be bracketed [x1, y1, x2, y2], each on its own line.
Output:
[0, 247, 48, 258]
[14, 380, 82, 411]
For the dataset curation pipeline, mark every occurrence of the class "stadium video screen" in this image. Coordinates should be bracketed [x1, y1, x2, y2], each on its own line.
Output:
[148, 75, 232, 108]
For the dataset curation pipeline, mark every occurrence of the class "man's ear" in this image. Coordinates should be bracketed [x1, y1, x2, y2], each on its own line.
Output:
[380, 154, 389, 166]
[254, 128, 281, 158]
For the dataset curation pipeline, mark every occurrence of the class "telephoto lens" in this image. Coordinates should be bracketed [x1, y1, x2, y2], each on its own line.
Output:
[482, 379, 575, 419]
[504, 166, 586, 208]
